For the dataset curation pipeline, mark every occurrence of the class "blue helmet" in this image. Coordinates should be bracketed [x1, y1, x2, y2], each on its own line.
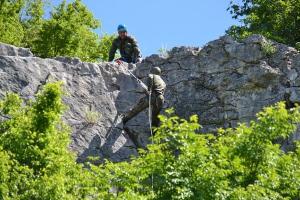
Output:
[117, 24, 127, 32]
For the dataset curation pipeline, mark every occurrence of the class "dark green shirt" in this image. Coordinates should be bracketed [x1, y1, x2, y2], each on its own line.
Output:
[108, 35, 141, 62]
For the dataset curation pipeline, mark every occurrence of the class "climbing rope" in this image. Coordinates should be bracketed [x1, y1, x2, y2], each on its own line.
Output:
[148, 92, 153, 141]
[118, 62, 154, 132]
[148, 72, 155, 191]
[115, 61, 155, 190]
[120, 63, 148, 92]
[148, 90, 154, 191]
[117, 61, 154, 136]
[105, 62, 150, 138]
[148, 76, 154, 142]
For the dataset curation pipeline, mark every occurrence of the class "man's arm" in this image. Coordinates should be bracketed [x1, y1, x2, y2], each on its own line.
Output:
[129, 37, 142, 62]
[108, 39, 118, 62]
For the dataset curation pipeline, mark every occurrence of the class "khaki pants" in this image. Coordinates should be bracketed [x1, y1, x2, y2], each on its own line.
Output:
[124, 94, 164, 127]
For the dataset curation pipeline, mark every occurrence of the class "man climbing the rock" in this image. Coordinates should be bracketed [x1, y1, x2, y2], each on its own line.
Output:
[122, 67, 166, 127]
[109, 24, 142, 64]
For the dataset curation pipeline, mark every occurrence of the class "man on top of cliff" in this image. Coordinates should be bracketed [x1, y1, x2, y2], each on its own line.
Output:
[122, 67, 166, 128]
[109, 24, 142, 64]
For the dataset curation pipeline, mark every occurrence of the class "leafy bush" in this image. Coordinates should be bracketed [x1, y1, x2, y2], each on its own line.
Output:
[261, 40, 277, 57]
[93, 103, 300, 199]
[0, 82, 91, 199]
[0, 82, 299, 199]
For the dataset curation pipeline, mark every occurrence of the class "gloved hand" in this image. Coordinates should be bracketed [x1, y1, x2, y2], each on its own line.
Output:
[115, 59, 123, 65]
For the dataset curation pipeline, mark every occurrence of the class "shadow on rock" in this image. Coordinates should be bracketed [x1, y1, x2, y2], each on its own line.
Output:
[76, 63, 141, 163]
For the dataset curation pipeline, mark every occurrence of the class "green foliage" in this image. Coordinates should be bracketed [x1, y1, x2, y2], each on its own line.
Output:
[84, 106, 101, 125]
[98, 34, 117, 61]
[0, 83, 299, 199]
[227, 0, 300, 47]
[30, 0, 101, 61]
[296, 42, 300, 52]
[0, 0, 25, 46]
[0, 82, 93, 199]
[261, 40, 277, 57]
[91, 103, 300, 199]
[21, 0, 46, 48]
[0, 0, 113, 62]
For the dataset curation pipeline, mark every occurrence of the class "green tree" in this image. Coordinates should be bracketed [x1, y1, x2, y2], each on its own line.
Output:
[0, 0, 25, 46]
[21, 0, 46, 48]
[98, 34, 117, 61]
[227, 0, 300, 47]
[0, 0, 113, 62]
[31, 0, 102, 62]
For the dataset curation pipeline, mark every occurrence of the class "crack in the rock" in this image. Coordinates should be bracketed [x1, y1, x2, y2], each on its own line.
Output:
[34, 72, 52, 95]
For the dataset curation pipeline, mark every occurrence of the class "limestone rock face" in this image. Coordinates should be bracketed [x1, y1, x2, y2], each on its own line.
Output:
[0, 42, 33, 57]
[0, 34, 299, 162]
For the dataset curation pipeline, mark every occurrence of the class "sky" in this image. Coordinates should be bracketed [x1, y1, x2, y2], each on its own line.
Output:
[63, 0, 242, 57]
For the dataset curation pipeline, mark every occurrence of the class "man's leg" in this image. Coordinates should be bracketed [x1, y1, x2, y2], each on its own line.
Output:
[123, 96, 148, 124]
[151, 95, 164, 127]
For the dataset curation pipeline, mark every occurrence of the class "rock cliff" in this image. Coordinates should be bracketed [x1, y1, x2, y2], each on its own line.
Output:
[0, 35, 299, 162]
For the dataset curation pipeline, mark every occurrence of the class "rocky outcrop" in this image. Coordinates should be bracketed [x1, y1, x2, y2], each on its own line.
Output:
[0, 35, 299, 162]
[0, 42, 33, 57]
